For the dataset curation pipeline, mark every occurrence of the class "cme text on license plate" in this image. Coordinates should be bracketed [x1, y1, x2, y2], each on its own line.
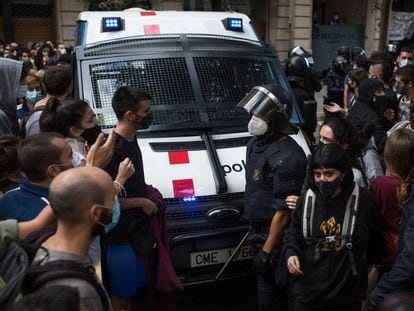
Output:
[190, 246, 254, 268]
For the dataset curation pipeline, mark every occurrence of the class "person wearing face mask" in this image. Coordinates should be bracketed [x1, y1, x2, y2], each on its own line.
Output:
[324, 56, 347, 107]
[285, 55, 318, 144]
[32, 166, 116, 311]
[25, 66, 72, 137]
[396, 47, 413, 69]
[347, 79, 389, 154]
[38, 97, 135, 267]
[344, 68, 368, 109]
[238, 84, 307, 311]
[39, 98, 99, 167]
[24, 74, 43, 109]
[329, 12, 343, 26]
[283, 144, 382, 311]
[368, 58, 399, 130]
[103, 86, 162, 311]
[394, 65, 414, 121]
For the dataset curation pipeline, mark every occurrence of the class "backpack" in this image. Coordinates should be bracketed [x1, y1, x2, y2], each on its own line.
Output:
[302, 183, 360, 276]
[0, 230, 110, 310]
[20, 106, 44, 138]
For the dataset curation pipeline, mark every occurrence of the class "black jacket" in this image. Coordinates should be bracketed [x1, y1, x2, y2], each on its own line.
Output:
[283, 177, 382, 307]
[244, 134, 307, 224]
[348, 80, 388, 154]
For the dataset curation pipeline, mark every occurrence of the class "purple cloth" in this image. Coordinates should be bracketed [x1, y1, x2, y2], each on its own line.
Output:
[146, 184, 183, 293]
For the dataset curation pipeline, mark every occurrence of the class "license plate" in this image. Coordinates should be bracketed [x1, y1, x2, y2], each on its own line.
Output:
[190, 245, 253, 268]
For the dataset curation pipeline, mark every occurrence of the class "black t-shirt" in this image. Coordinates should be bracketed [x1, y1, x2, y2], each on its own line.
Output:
[104, 133, 147, 244]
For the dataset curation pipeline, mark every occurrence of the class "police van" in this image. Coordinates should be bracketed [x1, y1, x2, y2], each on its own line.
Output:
[74, 8, 310, 285]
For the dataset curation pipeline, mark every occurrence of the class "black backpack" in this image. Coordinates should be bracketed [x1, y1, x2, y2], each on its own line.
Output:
[0, 230, 110, 310]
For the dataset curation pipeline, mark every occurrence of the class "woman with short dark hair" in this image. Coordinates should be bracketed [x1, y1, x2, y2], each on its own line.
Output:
[283, 144, 382, 311]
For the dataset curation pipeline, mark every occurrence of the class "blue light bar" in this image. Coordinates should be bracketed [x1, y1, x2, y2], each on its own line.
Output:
[182, 196, 198, 203]
[102, 17, 123, 32]
[222, 18, 243, 32]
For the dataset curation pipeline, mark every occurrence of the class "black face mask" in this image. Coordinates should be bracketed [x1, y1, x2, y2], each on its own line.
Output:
[316, 177, 341, 199]
[133, 112, 153, 130]
[372, 95, 387, 109]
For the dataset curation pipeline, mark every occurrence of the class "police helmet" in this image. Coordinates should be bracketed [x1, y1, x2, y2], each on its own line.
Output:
[337, 46, 350, 59]
[332, 55, 347, 71]
[351, 46, 366, 58]
[285, 55, 308, 81]
[289, 46, 314, 66]
[238, 84, 297, 135]
[386, 44, 397, 55]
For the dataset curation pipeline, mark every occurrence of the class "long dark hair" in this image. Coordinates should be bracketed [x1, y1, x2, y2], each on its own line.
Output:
[384, 128, 414, 206]
[34, 43, 54, 70]
[320, 116, 368, 184]
[40, 98, 89, 137]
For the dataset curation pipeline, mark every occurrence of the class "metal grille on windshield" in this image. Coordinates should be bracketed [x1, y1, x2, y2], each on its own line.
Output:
[88, 56, 276, 129]
[89, 58, 195, 128]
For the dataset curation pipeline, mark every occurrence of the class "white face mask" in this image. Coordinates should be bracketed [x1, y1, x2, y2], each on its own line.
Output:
[248, 115, 268, 136]
[399, 59, 413, 68]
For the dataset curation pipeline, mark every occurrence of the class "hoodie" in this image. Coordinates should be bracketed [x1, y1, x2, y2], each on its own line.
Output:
[0, 58, 22, 135]
[283, 169, 382, 307]
[348, 79, 387, 154]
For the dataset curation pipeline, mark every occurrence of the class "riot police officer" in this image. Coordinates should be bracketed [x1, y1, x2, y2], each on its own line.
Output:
[285, 55, 318, 144]
[238, 84, 307, 311]
[324, 55, 348, 107]
[289, 46, 322, 97]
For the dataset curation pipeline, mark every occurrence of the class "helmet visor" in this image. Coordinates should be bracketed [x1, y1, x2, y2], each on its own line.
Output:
[237, 86, 286, 118]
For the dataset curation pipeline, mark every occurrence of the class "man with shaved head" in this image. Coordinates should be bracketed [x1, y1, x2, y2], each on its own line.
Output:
[32, 166, 117, 311]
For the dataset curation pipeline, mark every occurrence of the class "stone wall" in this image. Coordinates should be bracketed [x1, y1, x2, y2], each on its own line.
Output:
[55, 0, 89, 45]
[364, 0, 382, 55]
[268, 0, 312, 62]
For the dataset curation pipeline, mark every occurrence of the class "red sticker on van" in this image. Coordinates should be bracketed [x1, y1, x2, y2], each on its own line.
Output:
[140, 11, 156, 16]
[168, 151, 189, 165]
[143, 24, 160, 34]
[172, 179, 194, 198]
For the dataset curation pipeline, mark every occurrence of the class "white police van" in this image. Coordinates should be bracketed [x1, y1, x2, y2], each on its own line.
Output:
[74, 8, 310, 285]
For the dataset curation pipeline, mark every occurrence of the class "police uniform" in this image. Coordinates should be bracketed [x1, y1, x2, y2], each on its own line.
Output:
[238, 84, 307, 311]
[245, 133, 306, 311]
[245, 134, 306, 224]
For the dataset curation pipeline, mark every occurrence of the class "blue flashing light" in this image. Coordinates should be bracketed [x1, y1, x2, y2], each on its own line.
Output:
[102, 17, 123, 32]
[223, 18, 243, 32]
[182, 196, 198, 203]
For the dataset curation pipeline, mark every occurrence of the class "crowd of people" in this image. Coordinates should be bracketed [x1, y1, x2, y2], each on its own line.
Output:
[0, 39, 183, 311]
[0, 37, 414, 311]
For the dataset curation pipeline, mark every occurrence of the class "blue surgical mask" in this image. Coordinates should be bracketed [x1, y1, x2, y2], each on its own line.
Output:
[98, 196, 121, 233]
[26, 90, 42, 103]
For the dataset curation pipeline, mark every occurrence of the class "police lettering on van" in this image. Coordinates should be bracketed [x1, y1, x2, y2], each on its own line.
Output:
[74, 8, 310, 285]
[222, 160, 246, 176]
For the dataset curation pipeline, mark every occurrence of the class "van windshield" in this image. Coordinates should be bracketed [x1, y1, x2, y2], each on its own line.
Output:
[81, 36, 298, 131]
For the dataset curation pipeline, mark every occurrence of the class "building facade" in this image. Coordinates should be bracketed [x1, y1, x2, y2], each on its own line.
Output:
[0, 0, 408, 63]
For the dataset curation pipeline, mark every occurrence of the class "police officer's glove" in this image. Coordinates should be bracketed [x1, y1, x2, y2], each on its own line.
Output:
[252, 249, 273, 275]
